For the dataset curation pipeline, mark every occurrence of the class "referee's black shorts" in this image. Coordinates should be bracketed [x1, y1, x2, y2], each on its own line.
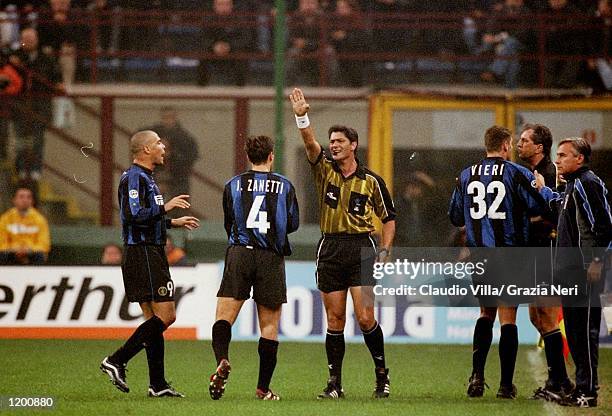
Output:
[315, 233, 377, 293]
[218, 245, 287, 307]
[122, 245, 175, 303]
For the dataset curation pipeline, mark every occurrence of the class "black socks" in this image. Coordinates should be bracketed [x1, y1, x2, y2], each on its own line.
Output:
[325, 329, 345, 385]
[257, 337, 279, 392]
[363, 321, 386, 369]
[212, 319, 232, 364]
[499, 324, 518, 386]
[543, 329, 569, 384]
[110, 315, 166, 365]
[145, 332, 166, 389]
[472, 317, 494, 377]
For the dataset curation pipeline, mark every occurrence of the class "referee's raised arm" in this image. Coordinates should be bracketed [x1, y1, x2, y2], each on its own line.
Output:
[289, 88, 322, 163]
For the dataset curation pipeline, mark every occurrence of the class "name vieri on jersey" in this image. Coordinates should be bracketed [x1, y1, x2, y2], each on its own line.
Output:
[471, 163, 505, 176]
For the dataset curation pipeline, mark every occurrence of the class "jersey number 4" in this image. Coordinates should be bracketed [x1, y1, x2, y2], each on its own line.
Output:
[247, 195, 271, 234]
[467, 181, 506, 220]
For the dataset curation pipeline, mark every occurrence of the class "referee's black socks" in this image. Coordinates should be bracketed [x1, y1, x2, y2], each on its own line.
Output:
[212, 320, 232, 365]
[363, 321, 386, 370]
[499, 323, 518, 387]
[472, 317, 493, 377]
[543, 329, 569, 384]
[326, 329, 345, 385]
[110, 315, 166, 365]
[257, 337, 279, 392]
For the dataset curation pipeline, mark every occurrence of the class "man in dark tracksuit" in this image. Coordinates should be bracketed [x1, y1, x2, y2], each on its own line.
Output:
[539, 137, 611, 408]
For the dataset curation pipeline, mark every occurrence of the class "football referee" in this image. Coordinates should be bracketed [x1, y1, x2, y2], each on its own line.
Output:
[100, 130, 199, 397]
[289, 88, 396, 399]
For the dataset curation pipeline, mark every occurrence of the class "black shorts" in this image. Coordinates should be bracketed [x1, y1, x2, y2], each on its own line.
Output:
[471, 248, 535, 306]
[218, 245, 287, 307]
[315, 233, 377, 293]
[122, 245, 174, 303]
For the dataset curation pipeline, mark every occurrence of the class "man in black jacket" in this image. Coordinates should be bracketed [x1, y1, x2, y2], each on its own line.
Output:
[537, 137, 612, 407]
[144, 106, 199, 199]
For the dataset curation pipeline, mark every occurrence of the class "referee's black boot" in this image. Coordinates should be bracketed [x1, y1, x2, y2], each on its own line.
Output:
[496, 384, 517, 399]
[317, 376, 344, 399]
[100, 356, 129, 393]
[373, 368, 390, 399]
[467, 373, 487, 398]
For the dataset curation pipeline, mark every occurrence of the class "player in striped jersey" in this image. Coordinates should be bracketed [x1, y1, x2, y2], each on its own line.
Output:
[449, 125, 552, 399]
[209, 135, 299, 401]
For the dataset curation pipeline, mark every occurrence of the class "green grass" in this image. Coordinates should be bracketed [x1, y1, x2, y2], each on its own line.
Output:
[0, 340, 609, 415]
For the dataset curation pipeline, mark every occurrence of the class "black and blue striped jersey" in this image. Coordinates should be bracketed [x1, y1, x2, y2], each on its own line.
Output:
[119, 163, 170, 245]
[449, 157, 550, 247]
[223, 170, 299, 256]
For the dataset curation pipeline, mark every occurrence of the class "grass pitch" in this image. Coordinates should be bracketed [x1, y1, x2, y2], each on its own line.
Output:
[0, 340, 609, 415]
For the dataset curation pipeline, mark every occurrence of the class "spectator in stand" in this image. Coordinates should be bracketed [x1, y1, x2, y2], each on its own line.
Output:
[165, 235, 187, 266]
[142, 106, 199, 199]
[100, 242, 122, 265]
[364, 0, 412, 55]
[0, 3, 20, 50]
[9, 27, 61, 181]
[198, 0, 253, 86]
[0, 46, 23, 162]
[86, 0, 121, 54]
[37, 0, 81, 86]
[544, 0, 586, 88]
[478, 0, 534, 88]
[122, 0, 166, 52]
[585, 0, 612, 92]
[328, 0, 371, 86]
[285, 0, 328, 86]
[0, 186, 50, 265]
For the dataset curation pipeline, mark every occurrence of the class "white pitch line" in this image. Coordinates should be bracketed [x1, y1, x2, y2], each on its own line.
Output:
[527, 349, 564, 416]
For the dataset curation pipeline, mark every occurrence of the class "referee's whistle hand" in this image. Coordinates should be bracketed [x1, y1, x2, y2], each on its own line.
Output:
[172, 216, 200, 230]
[164, 195, 191, 211]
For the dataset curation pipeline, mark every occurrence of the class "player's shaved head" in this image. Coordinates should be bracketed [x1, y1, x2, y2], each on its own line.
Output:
[130, 130, 158, 156]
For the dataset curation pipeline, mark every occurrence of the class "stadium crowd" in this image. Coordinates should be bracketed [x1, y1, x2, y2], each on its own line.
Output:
[0, 0, 610, 88]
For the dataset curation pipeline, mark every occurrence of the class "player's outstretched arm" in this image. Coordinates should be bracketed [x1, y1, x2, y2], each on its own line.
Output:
[171, 216, 200, 230]
[289, 88, 322, 163]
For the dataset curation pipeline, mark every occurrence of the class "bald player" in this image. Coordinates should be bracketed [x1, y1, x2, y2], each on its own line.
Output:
[100, 130, 199, 397]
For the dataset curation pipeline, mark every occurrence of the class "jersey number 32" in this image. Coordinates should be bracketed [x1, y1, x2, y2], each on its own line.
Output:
[467, 180, 506, 220]
[247, 195, 271, 234]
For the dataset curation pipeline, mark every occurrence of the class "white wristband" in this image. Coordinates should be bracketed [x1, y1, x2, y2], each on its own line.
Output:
[295, 114, 310, 129]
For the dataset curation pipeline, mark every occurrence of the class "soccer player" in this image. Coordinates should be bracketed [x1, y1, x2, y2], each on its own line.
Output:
[517, 124, 573, 401]
[100, 130, 200, 397]
[537, 138, 611, 407]
[449, 125, 551, 399]
[289, 88, 396, 399]
[208, 135, 299, 401]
